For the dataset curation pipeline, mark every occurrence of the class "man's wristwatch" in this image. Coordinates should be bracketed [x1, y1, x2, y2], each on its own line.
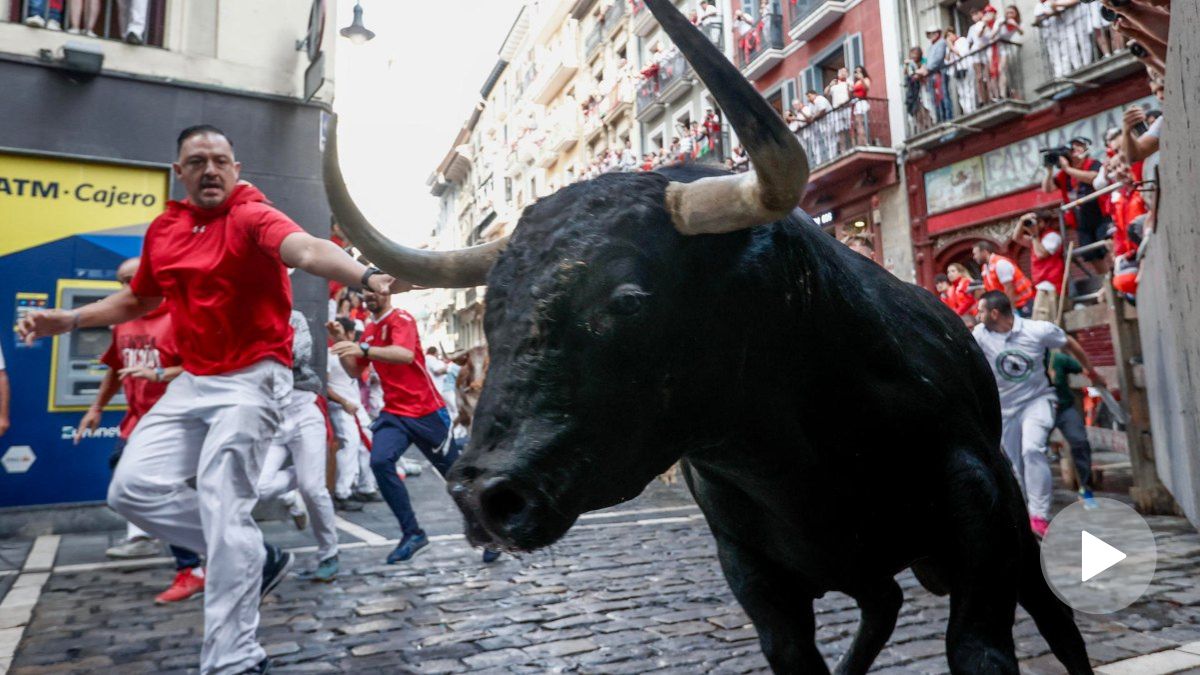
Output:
[360, 266, 383, 290]
[359, 342, 371, 359]
[154, 367, 165, 382]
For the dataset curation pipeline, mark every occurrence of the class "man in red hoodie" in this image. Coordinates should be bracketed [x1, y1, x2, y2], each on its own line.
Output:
[18, 125, 396, 675]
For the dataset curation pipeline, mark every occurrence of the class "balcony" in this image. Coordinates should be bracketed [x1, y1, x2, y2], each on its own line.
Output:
[529, 32, 580, 105]
[636, 76, 664, 120]
[7, 0, 167, 46]
[787, 0, 852, 44]
[1032, 3, 1142, 99]
[735, 13, 785, 80]
[548, 109, 581, 152]
[603, 0, 627, 39]
[631, 1, 656, 37]
[797, 97, 893, 170]
[904, 40, 1031, 151]
[657, 51, 694, 104]
[607, 77, 635, 119]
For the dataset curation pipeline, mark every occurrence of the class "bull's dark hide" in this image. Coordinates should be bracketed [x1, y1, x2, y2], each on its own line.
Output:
[448, 165, 1092, 674]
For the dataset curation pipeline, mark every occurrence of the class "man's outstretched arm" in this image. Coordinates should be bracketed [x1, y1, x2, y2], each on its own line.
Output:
[17, 288, 161, 345]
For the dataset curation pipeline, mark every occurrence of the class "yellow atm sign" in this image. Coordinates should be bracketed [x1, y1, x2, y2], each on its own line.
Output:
[0, 153, 170, 258]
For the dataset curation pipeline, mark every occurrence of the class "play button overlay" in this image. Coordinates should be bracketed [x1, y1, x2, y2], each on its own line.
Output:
[1080, 530, 1126, 582]
[1040, 498, 1156, 614]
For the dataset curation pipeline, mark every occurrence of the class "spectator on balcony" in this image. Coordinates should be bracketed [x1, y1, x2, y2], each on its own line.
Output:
[730, 145, 750, 173]
[1090, 0, 1122, 58]
[805, 89, 834, 162]
[1041, 137, 1105, 274]
[961, 7, 989, 110]
[1011, 212, 1065, 322]
[851, 66, 873, 146]
[699, 0, 720, 26]
[117, 0, 150, 43]
[944, 28, 975, 116]
[734, 9, 760, 63]
[825, 67, 853, 154]
[921, 26, 953, 123]
[904, 47, 934, 133]
[24, 0, 65, 29]
[620, 141, 639, 170]
[986, 5, 1025, 99]
[973, 240, 1035, 316]
[946, 263, 978, 319]
[1034, 0, 1078, 80]
[66, 0, 98, 37]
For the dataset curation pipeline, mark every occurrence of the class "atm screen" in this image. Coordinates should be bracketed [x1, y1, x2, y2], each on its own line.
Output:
[70, 327, 112, 361]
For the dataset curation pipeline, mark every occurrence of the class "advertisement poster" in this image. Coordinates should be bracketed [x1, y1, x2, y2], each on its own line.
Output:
[925, 157, 985, 214]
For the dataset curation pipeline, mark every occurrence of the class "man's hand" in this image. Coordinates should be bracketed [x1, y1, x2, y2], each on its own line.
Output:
[331, 340, 364, 358]
[16, 309, 76, 345]
[368, 273, 416, 296]
[1057, 155, 1071, 170]
[326, 320, 349, 343]
[118, 366, 158, 381]
[1123, 105, 1145, 134]
[1085, 367, 1107, 389]
[74, 407, 103, 445]
[0, 415, 9, 437]
[342, 400, 360, 415]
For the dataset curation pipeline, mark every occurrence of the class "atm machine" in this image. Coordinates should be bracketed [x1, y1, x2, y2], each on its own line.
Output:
[48, 281, 125, 411]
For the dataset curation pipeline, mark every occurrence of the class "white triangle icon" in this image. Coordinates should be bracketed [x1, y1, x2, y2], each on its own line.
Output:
[1081, 530, 1127, 582]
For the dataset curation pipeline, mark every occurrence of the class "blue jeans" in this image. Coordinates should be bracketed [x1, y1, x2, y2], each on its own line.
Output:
[930, 74, 953, 123]
[109, 438, 201, 570]
[369, 408, 454, 539]
[26, 0, 64, 22]
[1054, 404, 1093, 488]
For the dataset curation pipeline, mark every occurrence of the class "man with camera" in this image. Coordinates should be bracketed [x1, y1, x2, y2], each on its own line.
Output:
[1011, 212, 1066, 321]
[1041, 137, 1105, 274]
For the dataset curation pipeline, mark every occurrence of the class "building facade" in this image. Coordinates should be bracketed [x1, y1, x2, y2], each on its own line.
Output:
[0, 0, 339, 507]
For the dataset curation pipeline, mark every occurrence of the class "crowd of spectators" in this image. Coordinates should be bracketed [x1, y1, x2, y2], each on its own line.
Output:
[22, 0, 151, 44]
[783, 67, 877, 166]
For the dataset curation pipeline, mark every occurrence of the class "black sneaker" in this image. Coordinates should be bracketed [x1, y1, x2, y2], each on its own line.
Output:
[352, 491, 383, 503]
[482, 548, 502, 564]
[261, 543, 293, 599]
[386, 533, 429, 564]
[333, 497, 364, 512]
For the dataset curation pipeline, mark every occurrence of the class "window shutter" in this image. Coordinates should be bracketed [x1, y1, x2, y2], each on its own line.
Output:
[845, 33, 864, 73]
[783, 80, 796, 109]
[801, 66, 818, 96]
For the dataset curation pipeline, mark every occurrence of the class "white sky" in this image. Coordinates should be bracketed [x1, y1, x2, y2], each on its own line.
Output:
[332, 0, 524, 248]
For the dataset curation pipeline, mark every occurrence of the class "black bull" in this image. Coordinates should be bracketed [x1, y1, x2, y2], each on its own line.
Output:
[444, 167, 1091, 673]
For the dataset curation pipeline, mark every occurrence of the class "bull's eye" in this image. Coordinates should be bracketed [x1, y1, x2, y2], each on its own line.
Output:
[608, 284, 648, 316]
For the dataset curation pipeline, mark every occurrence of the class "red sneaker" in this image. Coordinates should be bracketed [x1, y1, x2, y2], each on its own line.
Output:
[1029, 516, 1050, 539]
[155, 568, 205, 604]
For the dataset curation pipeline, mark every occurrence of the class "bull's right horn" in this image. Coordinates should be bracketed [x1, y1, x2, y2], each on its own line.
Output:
[645, 0, 809, 236]
[323, 115, 507, 288]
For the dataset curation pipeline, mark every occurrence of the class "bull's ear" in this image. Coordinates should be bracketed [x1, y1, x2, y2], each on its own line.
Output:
[323, 115, 509, 287]
[645, 0, 808, 235]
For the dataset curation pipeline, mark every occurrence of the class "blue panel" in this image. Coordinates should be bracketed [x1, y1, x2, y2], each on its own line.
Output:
[78, 235, 145, 260]
[0, 235, 141, 508]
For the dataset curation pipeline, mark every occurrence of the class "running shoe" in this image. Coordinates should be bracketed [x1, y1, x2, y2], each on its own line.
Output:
[1029, 515, 1050, 539]
[261, 544, 294, 598]
[386, 533, 429, 564]
[482, 548, 502, 564]
[312, 555, 339, 582]
[46, 18, 62, 30]
[400, 458, 423, 476]
[1079, 488, 1099, 510]
[239, 658, 271, 674]
[106, 537, 160, 559]
[333, 497, 364, 512]
[155, 567, 205, 604]
[23, 15, 46, 28]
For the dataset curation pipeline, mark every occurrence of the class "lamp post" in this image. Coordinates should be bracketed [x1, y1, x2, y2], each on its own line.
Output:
[340, 1, 375, 45]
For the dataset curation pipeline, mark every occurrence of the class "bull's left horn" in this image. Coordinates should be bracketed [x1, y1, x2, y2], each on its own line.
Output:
[323, 115, 507, 288]
[645, 0, 808, 235]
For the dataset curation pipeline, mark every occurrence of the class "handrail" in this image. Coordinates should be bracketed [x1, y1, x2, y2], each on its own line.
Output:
[794, 95, 887, 130]
[1059, 181, 1124, 212]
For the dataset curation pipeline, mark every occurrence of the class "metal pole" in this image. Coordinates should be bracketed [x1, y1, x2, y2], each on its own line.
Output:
[1055, 241, 1075, 326]
[1058, 181, 1123, 212]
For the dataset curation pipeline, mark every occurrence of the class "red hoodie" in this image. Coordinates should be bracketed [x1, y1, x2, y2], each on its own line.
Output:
[130, 183, 305, 375]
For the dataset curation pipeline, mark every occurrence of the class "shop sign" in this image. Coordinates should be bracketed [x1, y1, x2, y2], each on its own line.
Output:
[924, 96, 1155, 215]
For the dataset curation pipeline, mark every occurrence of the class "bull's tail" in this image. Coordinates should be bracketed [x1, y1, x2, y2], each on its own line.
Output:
[1017, 531, 1093, 674]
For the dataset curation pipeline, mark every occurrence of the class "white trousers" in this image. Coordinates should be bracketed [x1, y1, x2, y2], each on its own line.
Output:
[108, 359, 291, 675]
[1001, 395, 1057, 520]
[257, 390, 339, 560]
[329, 404, 377, 498]
[117, 0, 147, 36]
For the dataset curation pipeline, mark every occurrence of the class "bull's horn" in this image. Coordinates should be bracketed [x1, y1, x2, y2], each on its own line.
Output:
[645, 0, 808, 235]
[323, 115, 507, 288]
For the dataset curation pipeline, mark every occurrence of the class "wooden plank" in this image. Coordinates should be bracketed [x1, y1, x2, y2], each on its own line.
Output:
[1064, 304, 1110, 331]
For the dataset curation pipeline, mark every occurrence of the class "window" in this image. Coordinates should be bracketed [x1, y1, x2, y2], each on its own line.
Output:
[799, 33, 863, 94]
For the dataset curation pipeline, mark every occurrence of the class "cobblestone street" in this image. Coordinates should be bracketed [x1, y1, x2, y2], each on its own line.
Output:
[4, 462, 1200, 674]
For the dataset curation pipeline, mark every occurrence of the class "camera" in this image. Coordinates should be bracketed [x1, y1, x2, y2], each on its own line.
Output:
[1100, 5, 1120, 22]
[1040, 146, 1073, 168]
[1129, 41, 1148, 58]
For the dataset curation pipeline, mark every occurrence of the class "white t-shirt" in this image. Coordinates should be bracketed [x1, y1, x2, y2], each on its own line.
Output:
[966, 20, 987, 50]
[327, 348, 361, 410]
[827, 80, 851, 108]
[973, 317, 1068, 416]
[810, 95, 833, 114]
[990, 257, 1017, 284]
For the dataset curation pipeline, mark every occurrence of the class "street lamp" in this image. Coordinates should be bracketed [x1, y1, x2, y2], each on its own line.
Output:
[340, 1, 375, 45]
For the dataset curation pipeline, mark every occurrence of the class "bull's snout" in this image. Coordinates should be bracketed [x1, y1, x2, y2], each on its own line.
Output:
[448, 469, 540, 549]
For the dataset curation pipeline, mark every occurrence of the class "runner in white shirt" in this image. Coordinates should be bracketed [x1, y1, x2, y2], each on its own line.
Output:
[972, 291, 1105, 537]
[326, 317, 380, 507]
